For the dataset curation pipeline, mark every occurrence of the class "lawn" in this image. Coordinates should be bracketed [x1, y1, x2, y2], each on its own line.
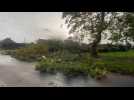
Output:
[96, 50, 134, 75]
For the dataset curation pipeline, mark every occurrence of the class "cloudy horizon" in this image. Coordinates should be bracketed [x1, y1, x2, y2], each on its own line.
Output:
[0, 12, 69, 43]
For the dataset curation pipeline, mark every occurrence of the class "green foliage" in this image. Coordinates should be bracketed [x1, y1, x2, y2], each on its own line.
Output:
[11, 44, 48, 61]
[62, 12, 125, 57]
[36, 58, 85, 76]
[37, 39, 83, 54]
[63, 12, 134, 57]
[35, 52, 108, 79]
[109, 12, 134, 44]
[36, 50, 134, 79]
[63, 39, 81, 54]
[88, 67, 108, 79]
[37, 39, 64, 53]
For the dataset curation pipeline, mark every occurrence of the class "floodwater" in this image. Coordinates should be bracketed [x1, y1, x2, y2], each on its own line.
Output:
[0, 54, 134, 87]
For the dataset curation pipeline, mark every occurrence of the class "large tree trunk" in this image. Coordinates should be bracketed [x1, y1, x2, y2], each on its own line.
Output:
[90, 32, 102, 58]
[90, 12, 105, 58]
[125, 37, 131, 49]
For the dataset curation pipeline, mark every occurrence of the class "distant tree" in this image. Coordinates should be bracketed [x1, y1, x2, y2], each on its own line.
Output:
[0, 38, 25, 49]
[37, 39, 64, 53]
[64, 38, 81, 54]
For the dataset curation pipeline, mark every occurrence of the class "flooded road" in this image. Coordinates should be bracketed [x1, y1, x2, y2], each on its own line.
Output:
[0, 54, 134, 87]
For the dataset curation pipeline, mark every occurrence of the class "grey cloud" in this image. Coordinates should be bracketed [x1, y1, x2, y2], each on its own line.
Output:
[0, 12, 69, 43]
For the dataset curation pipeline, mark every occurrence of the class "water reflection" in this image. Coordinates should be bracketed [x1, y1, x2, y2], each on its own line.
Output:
[0, 53, 134, 87]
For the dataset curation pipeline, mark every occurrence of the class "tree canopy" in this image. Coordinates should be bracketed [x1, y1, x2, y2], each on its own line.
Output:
[62, 12, 134, 57]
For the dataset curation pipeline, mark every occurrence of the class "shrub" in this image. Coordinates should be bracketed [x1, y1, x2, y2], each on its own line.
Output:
[88, 67, 108, 79]
[11, 44, 48, 61]
[35, 53, 108, 79]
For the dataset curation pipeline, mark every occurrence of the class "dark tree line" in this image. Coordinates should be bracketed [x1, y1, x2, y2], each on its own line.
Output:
[0, 38, 26, 50]
[36, 38, 132, 55]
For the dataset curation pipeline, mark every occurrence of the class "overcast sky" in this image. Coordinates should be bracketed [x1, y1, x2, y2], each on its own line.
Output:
[0, 12, 69, 43]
